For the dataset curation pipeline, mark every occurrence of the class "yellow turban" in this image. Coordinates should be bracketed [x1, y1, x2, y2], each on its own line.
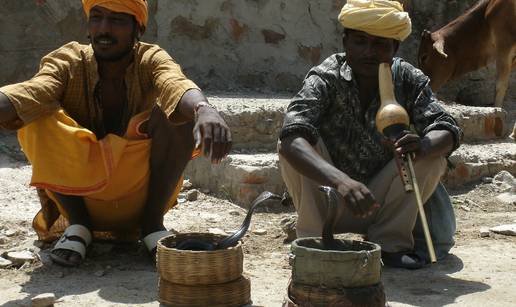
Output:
[338, 0, 412, 41]
[82, 0, 148, 28]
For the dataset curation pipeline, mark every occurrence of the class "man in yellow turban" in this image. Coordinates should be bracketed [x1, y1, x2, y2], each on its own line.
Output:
[278, 0, 462, 269]
[338, 0, 412, 41]
[0, 0, 232, 266]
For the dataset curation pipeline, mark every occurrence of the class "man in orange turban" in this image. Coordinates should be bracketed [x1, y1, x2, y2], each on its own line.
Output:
[83, 0, 149, 29]
[278, 0, 462, 269]
[0, 0, 232, 266]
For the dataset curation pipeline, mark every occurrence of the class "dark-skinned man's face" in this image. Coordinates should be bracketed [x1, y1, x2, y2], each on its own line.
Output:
[88, 6, 139, 62]
[343, 29, 399, 78]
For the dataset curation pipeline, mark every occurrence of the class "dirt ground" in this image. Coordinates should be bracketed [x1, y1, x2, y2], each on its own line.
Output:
[0, 130, 515, 307]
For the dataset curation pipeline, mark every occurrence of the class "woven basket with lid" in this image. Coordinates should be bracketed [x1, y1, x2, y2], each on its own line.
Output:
[157, 233, 244, 285]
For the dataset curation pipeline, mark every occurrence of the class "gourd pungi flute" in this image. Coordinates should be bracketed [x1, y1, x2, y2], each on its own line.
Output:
[376, 63, 437, 263]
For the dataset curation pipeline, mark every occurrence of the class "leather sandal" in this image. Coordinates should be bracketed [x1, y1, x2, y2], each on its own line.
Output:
[50, 224, 92, 267]
[142, 230, 172, 253]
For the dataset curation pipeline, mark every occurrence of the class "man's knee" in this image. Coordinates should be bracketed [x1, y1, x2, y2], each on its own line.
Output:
[414, 156, 447, 179]
[148, 108, 195, 170]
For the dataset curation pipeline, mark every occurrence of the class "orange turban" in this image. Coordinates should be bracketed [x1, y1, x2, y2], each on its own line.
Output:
[82, 0, 148, 28]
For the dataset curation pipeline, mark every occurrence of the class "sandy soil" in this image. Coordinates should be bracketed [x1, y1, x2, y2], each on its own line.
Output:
[0, 130, 515, 307]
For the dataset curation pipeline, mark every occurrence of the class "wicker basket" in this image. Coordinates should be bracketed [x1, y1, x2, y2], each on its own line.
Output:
[157, 233, 244, 285]
[287, 280, 386, 307]
[158, 276, 251, 307]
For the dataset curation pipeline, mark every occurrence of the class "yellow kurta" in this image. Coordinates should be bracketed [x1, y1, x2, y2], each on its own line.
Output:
[0, 41, 198, 131]
[1, 42, 199, 241]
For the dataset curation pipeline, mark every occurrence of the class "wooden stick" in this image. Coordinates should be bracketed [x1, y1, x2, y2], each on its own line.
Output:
[407, 154, 437, 263]
[377, 63, 437, 263]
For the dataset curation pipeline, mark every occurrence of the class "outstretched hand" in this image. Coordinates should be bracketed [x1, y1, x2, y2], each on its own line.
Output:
[193, 106, 232, 164]
[336, 177, 380, 218]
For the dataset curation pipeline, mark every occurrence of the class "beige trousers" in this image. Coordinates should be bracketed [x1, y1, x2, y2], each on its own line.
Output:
[278, 139, 446, 253]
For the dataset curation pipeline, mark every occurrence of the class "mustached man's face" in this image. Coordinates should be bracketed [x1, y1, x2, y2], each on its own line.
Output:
[88, 6, 138, 62]
[343, 29, 398, 78]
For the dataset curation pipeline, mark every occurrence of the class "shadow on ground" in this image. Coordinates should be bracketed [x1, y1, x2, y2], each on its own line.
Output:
[2, 240, 273, 307]
[383, 254, 490, 306]
[1, 242, 162, 306]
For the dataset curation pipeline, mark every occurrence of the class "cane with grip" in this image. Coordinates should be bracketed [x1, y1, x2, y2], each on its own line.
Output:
[376, 63, 437, 263]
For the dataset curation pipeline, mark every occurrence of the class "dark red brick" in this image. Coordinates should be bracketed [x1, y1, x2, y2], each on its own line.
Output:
[455, 163, 470, 179]
[261, 29, 286, 45]
[230, 18, 248, 42]
[243, 174, 267, 184]
[170, 16, 219, 40]
[297, 45, 322, 65]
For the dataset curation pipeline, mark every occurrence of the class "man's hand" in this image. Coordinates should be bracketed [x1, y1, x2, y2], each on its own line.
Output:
[394, 129, 455, 163]
[174, 89, 232, 164]
[393, 130, 429, 161]
[335, 177, 379, 218]
[279, 136, 379, 218]
[193, 105, 232, 164]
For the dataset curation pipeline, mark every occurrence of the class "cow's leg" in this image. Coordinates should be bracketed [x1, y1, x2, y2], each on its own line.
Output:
[494, 47, 514, 108]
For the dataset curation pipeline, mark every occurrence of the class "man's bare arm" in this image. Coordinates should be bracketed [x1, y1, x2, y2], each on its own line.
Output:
[0, 92, 18, 125]
[175, 89, 232, 164]
[278, 135, 379, 217]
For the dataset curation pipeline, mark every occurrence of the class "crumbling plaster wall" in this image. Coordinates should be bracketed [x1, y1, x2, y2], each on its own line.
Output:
[0, 0, 513, 106]
[154, 0, 345, 92]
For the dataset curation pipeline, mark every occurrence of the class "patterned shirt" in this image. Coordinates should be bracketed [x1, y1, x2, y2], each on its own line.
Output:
[280, 53, 462, 184]
[0, 41, 198, 136]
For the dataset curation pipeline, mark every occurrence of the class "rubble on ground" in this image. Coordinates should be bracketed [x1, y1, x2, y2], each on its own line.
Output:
[489, 224, 516, 236]
[31, 293, 56, 307]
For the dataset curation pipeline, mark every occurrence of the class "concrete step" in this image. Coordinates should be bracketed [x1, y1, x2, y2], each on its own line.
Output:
[441, 104, 510, 142]
[2, 97, 513, 206]
[185, 152, 284, 207]
[445, 140, 516, 187]
[207, 96, 511, 151]
[208, 95, 289, 151]
[185, 141, 516, 206]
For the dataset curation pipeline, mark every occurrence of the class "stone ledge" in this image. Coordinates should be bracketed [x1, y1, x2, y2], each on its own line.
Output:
[185, 152, 285, 207]
[442, 104, 509, 141]
[206, 96, 511, 151]
[208, 96, 289, 151]
[445, 140, 516, 187]
[185, 141, 516, 206]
